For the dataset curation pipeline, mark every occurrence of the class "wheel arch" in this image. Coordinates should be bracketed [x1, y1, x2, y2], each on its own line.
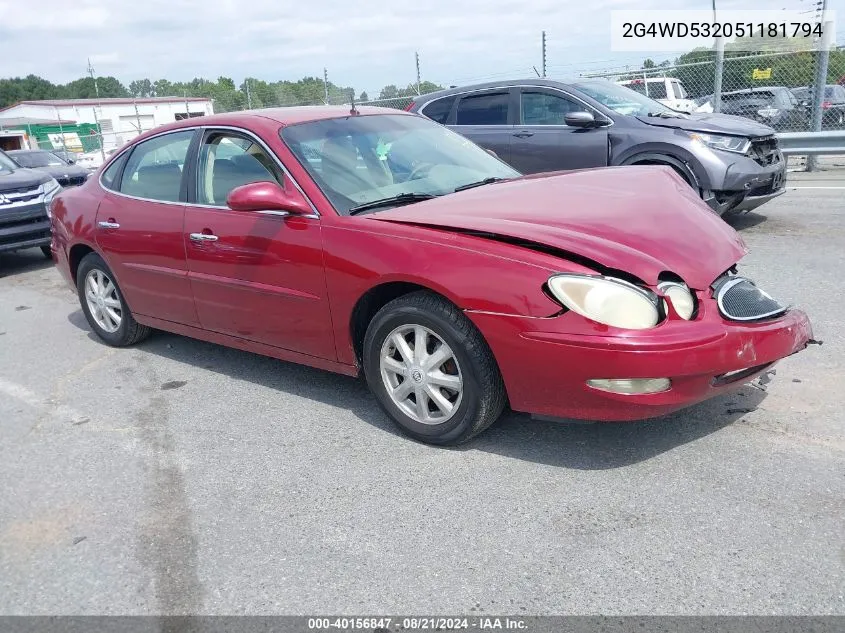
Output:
[68, 242, 98, 288]
[620, 152, 700, 189]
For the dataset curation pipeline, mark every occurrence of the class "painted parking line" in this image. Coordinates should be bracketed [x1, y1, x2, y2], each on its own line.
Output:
[787, 186, 845, 189]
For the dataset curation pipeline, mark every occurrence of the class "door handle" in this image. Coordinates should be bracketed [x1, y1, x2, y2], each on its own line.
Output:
[513, 131, 534, 138]
[189, 232, 218, 242]
[97, 221, 120, 229]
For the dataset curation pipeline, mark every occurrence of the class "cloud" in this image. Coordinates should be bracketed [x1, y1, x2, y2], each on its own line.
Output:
[0, 0, 838, 93]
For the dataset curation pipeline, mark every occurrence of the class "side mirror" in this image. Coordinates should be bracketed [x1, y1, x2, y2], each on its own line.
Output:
[227, 181, 312, 215]
[565, 111, 601, 128]
[66, 157, 76, 164]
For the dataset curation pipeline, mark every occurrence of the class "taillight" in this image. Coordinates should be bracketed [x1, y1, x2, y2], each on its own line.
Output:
[822, 101, 832, 109]
[403, 100, 415, 112]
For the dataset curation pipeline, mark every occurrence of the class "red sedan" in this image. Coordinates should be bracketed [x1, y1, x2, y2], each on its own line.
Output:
[49, 106, 813, 445]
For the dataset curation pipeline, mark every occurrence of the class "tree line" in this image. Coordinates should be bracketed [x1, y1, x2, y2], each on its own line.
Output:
[0, 74, 444, 111]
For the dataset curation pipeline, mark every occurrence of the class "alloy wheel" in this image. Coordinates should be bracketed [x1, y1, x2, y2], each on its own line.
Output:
[84, 269, 122, 333]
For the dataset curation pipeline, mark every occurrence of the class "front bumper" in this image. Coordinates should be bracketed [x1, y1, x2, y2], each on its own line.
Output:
[703, 150, 787, 215]
[0, 203, 51, 253]
[467, 298, 813, 422]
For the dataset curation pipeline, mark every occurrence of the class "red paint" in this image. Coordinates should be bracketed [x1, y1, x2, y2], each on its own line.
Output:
[51, 107, 813, 424]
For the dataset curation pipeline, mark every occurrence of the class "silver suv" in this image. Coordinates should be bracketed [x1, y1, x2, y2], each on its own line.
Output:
[409, 79, 786, 216]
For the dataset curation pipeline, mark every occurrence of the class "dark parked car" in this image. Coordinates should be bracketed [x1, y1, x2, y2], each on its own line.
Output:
[50, 149, 79, 164]
[49, 107, 812, 445]
[791, 85, 845, 128]
[0, 149, 62, 258]
[7, 149, 92, 187]
[718, 87, 809, 131]
[408, 79, 786, 216]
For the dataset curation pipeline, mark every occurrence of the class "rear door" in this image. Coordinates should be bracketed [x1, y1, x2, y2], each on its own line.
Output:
[449, 89, 515, 163]
[95, 128, 199, 325]
[183, 127, 335, 360]
[508, 87, 608, 173]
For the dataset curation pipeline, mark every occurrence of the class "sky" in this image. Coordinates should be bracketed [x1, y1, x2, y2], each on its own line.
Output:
[0, 0, 841, 95]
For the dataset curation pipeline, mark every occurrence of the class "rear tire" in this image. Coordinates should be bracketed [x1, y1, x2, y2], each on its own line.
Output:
[363, 291, 506, 446]
[76, 252, 151, 347]
[40, 245, 52, 259]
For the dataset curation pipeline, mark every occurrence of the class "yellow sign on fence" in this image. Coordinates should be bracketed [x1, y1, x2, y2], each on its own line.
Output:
[752, 68, 773, 80]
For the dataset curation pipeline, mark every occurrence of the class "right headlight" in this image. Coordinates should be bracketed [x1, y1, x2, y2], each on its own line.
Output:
[547, 274, 660, 330]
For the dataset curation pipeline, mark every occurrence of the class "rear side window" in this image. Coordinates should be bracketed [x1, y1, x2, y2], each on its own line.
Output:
[421, 96, 456, 124]
[646, 82, 668, 100]
[456, 92, 509, 125]
[119, 130, 194, 202]
[671, 80, 688, 99]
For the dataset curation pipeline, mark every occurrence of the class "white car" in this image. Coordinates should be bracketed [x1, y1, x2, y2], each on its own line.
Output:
[74, 148, 119, 170]
[617, 77, 697, 113]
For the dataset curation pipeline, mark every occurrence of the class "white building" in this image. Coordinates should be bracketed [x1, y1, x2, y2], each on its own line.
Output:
[0, 96, 214, 150]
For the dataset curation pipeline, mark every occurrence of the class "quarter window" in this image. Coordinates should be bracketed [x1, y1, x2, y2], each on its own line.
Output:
[196, 132, 284, 206]
[119, 130, 194, 202]
[520, 92, 584, 125]
[456, 92, 509, 125]
[421, 96, 456, 124]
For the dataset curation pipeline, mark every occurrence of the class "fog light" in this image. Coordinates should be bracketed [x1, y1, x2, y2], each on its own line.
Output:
[586, 378, 671, 395]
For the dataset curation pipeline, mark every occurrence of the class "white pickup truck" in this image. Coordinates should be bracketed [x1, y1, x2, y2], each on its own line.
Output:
[617, 77, 697, 113]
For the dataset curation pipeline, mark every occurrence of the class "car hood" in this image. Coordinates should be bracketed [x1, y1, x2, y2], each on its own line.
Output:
[30, 164, 91, 179]
[636, 112, 776, 137]
[0, 167, 50, 190]
[369, 166, 747, 290]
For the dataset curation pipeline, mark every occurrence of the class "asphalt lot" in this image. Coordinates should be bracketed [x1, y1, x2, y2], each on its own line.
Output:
[0, 185, 843, 616]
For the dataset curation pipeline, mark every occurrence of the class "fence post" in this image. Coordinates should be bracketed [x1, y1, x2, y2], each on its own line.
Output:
[807, 3, 832, 172]
[713, 37, 724, 113]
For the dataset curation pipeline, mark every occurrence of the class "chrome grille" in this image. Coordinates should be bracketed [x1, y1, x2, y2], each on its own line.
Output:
[714, 277, 786, 321]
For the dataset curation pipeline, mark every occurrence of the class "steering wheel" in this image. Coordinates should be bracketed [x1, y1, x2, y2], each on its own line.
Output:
[407, 161, 435, 181]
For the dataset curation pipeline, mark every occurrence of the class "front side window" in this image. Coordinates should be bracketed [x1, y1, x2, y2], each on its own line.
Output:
[421, 96, 456, 124]
[282, 114, 519, 215]
[521, 92, 584, 125]
[119, 130, 194, 202]
[455, 92, 509, 125]
[671, 80, 688, 99]
[12, 152, 66, 168]
[196, 132, 283, 206]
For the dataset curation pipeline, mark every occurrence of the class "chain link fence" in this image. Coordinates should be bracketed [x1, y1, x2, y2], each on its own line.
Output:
[581, 49, 845, 133]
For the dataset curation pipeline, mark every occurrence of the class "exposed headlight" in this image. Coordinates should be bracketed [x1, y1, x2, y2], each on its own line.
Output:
[689, 132, 751, 154]
[658, 281, 696, 320]
[547, 274, 660, 330]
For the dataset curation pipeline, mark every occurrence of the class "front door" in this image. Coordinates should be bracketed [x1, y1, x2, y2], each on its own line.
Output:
[183, 129, 335, 360]
[95, 128, 200, 325]
[509, 89, 608, 173]
[449, 89, 515, 164]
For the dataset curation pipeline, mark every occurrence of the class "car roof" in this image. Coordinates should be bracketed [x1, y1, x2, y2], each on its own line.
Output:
[722, 86, 788, 95]
[411, 78, 581, 103]
[145, 105, 414, 135]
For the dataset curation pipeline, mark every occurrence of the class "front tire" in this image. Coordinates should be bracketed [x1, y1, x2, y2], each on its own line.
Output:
[76, 252, 151, 347]
[40, 245, 52, 260]
[363, 291, 506, 445]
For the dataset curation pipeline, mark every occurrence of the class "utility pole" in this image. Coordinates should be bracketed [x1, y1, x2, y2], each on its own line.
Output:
[87, 58, 105, 160]
[712, 1, 723, 113]
[807, 0, 831, 172]
[246, 78, 252, 109]
[541, 31, 547, 77]
[415, 51, 421, 95]
[323, 68, 330, 105]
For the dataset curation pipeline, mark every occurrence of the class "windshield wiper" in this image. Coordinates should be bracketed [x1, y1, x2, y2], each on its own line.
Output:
[454, 177, 505, 193]
[347, 193, 436, 216]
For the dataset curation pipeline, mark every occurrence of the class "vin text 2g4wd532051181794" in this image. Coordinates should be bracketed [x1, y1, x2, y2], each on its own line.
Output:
[49, 106, 815, 445]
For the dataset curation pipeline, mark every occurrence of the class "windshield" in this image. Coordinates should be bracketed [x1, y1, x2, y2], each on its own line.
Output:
[722, 92, 775, 107]
[574, 80, 677, 116]
[0, 150, 18, 173]
[281, 114, 519, 215]
[12, 152, 66, 168]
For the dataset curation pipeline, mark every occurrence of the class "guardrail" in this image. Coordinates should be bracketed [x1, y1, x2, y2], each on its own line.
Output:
[777, 131, 845, 156]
